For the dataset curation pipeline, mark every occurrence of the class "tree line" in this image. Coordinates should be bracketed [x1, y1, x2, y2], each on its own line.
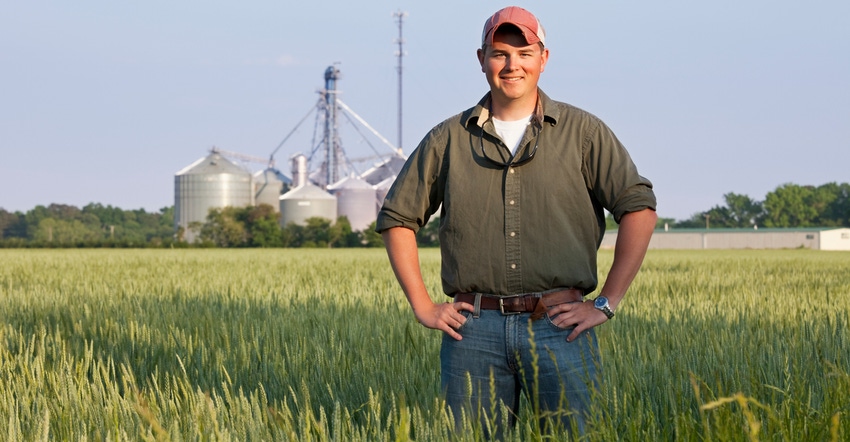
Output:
[2, 182, 847, 247]
[0, 203, 175, 248]
[183, 204, 386, 248]
[661, 182, 850, 229]
[180, 203, 442, 248]
[0, 202, 435, 248]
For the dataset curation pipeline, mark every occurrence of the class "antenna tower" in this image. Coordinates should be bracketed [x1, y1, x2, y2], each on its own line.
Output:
[393, 10, 407, 152]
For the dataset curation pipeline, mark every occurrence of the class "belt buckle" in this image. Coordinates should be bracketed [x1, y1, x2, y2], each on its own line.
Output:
[499, 296, 522, 315]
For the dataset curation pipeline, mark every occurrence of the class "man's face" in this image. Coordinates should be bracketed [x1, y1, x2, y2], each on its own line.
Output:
[477, 30, 549, 107]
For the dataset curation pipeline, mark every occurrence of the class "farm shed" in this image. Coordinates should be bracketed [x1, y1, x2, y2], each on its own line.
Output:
[601, 227, 850, 250]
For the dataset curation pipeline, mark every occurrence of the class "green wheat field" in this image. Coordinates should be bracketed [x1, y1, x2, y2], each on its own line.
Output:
[1, 248, 848, 441]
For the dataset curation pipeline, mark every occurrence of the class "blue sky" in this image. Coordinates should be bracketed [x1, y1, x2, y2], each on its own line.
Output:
[1, 1, 848, 221]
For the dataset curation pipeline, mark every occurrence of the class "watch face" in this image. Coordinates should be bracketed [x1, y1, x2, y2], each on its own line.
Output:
[594, 296, 608, 309]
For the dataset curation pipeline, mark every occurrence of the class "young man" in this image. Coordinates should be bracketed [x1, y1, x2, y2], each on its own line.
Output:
[376, 6, 657, 434]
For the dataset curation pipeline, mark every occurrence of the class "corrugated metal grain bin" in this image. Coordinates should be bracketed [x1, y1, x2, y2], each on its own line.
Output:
[328, 175, 377, 232]
[253, 168, 284, 211]
[174, 151, 252, 242]
[279, 183, 337, 227]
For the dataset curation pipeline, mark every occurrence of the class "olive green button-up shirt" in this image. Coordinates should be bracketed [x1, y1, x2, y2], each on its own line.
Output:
[376, 90, 656, 297]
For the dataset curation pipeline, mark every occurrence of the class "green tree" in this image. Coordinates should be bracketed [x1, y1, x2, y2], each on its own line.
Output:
[329, 216, 361, 248]
[281, 222, 305, 247]
[807, 184, 838, 226]
[675, 211, 711, 228]
[763, 184, 819, 227]
[301, 217, 332, 248]
[24, 205, 55, 238]
[82, 203, 124, 228]
[820, 182, 850, 226]
[704, 206, 734, 228]
[723, 192, 763, 227]
[76, 203, 175, 245]
[244, 204, 282, 247]
[33, 218, 101, 245]
[416, 218, 440, 247]
[604, 212, 618, 230]
[687, 193, 763, 229]
[199, 207, 248, 247]
[0, 209, 25, 238]
[158, 206, 174, 229]
[362, 221, 384, 248]
[4, 203, 176, 247]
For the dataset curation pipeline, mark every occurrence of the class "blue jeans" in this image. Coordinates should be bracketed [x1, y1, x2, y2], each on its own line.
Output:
[440, 306, 600, 435]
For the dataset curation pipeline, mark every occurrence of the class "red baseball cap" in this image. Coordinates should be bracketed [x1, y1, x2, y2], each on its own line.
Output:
[481, 6, 546, 47]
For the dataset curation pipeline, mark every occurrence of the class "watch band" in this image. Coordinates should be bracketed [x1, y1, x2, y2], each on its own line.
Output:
[594, 296, 615, 319]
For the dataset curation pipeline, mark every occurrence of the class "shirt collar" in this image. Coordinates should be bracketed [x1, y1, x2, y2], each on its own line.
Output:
[464, 89, 559, 129]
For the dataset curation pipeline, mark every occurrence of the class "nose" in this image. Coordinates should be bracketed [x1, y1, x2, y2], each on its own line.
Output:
[503, 55, 518, 71]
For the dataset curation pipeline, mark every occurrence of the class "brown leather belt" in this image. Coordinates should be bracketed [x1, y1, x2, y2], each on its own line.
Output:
[453, 288, 584, 320]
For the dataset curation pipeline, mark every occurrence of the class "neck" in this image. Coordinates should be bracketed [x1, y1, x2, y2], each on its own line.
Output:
[490, 92, 538, 121]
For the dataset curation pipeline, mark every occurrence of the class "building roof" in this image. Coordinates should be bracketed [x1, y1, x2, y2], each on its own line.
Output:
[175, 152, 249, 176]
[654, 227, 848, 233]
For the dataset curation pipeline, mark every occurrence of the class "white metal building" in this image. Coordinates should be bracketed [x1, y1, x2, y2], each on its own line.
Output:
[601, 227, 850, 251]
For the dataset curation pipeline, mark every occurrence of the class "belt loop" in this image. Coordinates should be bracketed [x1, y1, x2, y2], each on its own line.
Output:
[530, 295, 548, 320]
[473, 293, 481, 319]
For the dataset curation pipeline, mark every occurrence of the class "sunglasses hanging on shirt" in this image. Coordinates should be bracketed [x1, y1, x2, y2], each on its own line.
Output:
[478, 129, 540, 168]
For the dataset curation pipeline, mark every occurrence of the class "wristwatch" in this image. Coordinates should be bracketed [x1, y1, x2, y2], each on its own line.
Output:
[593, 296, 615, 319]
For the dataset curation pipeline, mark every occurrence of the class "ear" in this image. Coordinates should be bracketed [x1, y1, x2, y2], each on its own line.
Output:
[477, 48, 485, 72]
[540, 47, 550, 73]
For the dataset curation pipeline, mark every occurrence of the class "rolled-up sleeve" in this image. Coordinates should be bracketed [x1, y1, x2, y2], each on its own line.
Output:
[582, 118, 656, 223]
[376, 123, 448, 233]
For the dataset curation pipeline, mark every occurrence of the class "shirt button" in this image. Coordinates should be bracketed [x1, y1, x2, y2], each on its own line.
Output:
[510, 263, 516, 269]
[510, 231, 516, 237]
[509, 200, 515, 205]
[509, 168, 515, 174]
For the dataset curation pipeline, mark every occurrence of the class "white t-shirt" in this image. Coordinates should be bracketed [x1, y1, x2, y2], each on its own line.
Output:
[493, 115, 532, 155]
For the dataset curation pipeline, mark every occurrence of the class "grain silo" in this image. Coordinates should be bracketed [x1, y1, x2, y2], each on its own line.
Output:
[361, 154, 405, 217]
[253, 168, 284, 211]
[327, 175, 377, 232]
[373, 176, 395, 214]
[279, 154, 337, 226]
[361, 154, 407, 185]
[174, 149, 253, 242]
[279, 185, 337, 227]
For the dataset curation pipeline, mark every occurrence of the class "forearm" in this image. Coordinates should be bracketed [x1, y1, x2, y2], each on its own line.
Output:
[600, 208, 657, 310]
[381, 227, 435, 314]
[382, 226, 473, 340]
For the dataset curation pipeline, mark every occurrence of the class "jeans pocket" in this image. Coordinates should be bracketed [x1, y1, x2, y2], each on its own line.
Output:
[457, 309, 473, 331]
[543, 300, 583, 331]
[544, 311, 576, 332]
